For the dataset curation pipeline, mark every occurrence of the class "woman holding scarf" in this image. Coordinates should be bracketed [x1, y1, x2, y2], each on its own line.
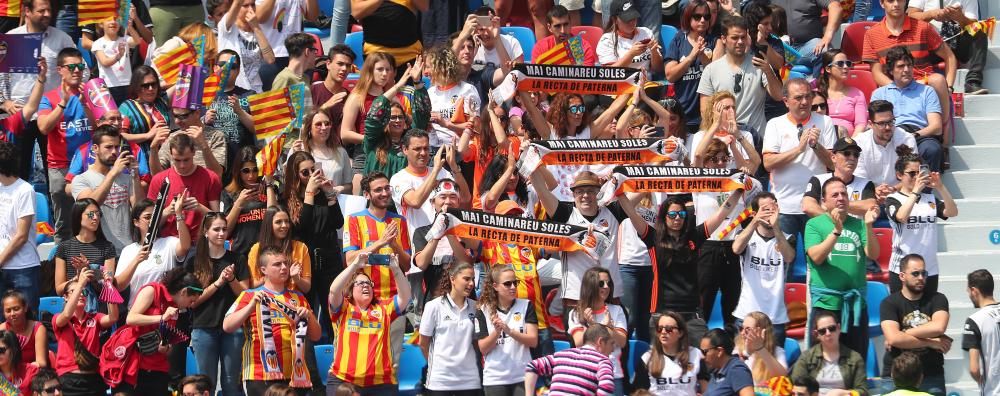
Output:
[224, 246, 322, 396]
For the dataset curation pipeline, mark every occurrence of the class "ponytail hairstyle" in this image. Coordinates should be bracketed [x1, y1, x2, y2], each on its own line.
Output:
[192, 212, 227, 287]
[434, 262, 475, 298]
[477, 265, 516, 311]
[647, 311, 692, 377]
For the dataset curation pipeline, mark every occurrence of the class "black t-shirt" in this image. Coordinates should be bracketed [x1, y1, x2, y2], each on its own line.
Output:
[413, 223, 466, 306]
[56, 238, 117, 280]
[221, 189, 267, 256]
[652, 216, 708, 314]
[880, 291, 950, 376]
[803, 174, 875, 202]
[185, 251, 249, 329]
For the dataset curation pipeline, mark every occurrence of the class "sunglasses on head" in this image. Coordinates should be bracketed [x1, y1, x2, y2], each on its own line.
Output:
[815, 324, 838, 336]
[811, 102, 828, 111]
[568, 104, 586, 114]
[241, 166, 259, 175]
[829, 60, 854, 69]
[666, 210, 687, 219]
[61, 63, 87, 72]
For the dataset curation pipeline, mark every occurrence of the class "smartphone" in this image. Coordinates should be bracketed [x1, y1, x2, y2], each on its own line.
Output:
[89, 263, 102, 271]
[639, 38, 652, 45]
[368, 254, 391, 266]
[919, 164, 930, 177]
[652, 126, 665, 137]
[754, 43, 769, 57]
[476, 15, 492, 27]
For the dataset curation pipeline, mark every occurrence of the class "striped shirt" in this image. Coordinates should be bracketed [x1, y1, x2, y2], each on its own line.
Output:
[343, 209, 411, 301]
[481, 242, 548, 329]
[526, 345, 616, 395]
[227, 287, 310, 381]
[862, 17, 944, 79]
[330, 297, 403, 386]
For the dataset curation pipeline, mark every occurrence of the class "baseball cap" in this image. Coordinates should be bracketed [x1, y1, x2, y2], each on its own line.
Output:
[832, 136, 862, 153]
[611, 0, 641, 22]
[570, 171, 602, 190]
[494, 201, 525, 216]
[431, 179, 460, 199]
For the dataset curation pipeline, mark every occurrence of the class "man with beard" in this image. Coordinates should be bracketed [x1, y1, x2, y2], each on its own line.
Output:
[802, 137, 877, 218]
[853, 100, 917, 191]
[70, 125, 144, 253]
[962, 269, 1000, 396]
[880, 254, 951, 396]
[343, 171, 413, 367]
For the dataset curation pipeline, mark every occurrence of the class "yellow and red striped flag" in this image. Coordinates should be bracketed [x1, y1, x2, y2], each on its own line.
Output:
[78, 0, 117, 26]
[534, 35, 584, 65]
[201, 73, 220, 107]
[255, 134, 286, 177]
[248, 87, 295, 142]
[0, 0, 19, 18]
[153, 43, 197, 85]
[964, 17, 996, 40]
[36, 222, 54, 236]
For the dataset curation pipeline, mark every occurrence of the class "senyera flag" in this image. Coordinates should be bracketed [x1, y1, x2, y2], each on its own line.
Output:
[534, 35, 585, 65]
[153, 43, 197, 85]
[255, 134, 287, 177]
[0, 0, 19, 18]
[78, 0, 118, 26]
[248, 87, 295, 142]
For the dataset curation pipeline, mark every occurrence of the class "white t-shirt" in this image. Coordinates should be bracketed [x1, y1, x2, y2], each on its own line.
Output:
[692, 176, 761, 242]
[733, 229, 792, 324]
[907, 0, 979, 31]
[474, 35, 523, 67]
[687, 130, 754, 169]
[92, 36, 134, 87]
[567, 304, 628, 378]
[816, 358, 846, 394]
[761, 113, 837, 214]
[853, 128, 917, 187]
[478, 299, 533, 386]
[618, 205, 655, 266]
[884, 192, 947, 275]
[311, 147, 353, 188]
[71, 169, 133, 253]
[0, 179, 38, 270]
[963, 303, 1000, 396]
[596, 27, 656, 76]
[642, 347, 705, 396]
[551, 203, 630, 300]
[389, 167, 454, 246]
[117, 237, 181, 306]
[427, 82, 481, 148]
[255, 0, 304, 58]
[217, 17, 264, 93]
[418, 294, 481, 391]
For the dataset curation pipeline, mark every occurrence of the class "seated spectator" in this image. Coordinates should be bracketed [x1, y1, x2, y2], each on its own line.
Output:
[567, 267, 628, 393]
[178, 375, 213, 396]
[818, 49, 868, 137]
[665, 0, 724, 135]
[870, 47, 944, 172]
[0, 291, 48, 367]
[0, 330, 38, 394]
[853, 100, 917, 190]
[524, 325, 617, 394]
[792, 376, 820, 396]
[700, 329, 754, 395]
[791, 310, 869, 395]
[531, 5, 598, 66]
[907, 0, 987, 94]
[475, 265, 539, 395]
[634, 311, 709, 394]
[418, 263, 482, 394]
[412, 179, 474, 309]
[885, 352, 933, 396]
[246, 204, 312, 293]
[30, 367, 61, 396]
[216, 0, 275, 93]
[597, 0, 662, 79]
[66, 110, 152, 189]
[733, 312, 788, 383]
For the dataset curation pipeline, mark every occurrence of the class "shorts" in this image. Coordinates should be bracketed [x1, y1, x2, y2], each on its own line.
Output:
[351, 148, 366, 175]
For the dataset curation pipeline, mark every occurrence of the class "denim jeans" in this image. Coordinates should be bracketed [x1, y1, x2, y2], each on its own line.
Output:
[48, 167, 73, 243]
[637, 0, 661, 38]
[919, 373, 946, 396]
[191, 328, 245, 396]
[0, 266, 40, 318]
[531, 328, 555, 359]
[55, 3, 81, 42]
[791, 38, 824, 77]
[619, 265, 652, 342]
[421, 0, 452, 49]
[331, 0, 352, 45]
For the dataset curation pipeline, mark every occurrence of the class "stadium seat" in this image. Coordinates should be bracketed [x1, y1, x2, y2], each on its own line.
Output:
[846, 69, 878, 104]
[784, 283, 808, 340]
[707, 291, 724, 330]
[864, 227, 893, 283]
[186, 346, 197, 375]
[344, 31, 365, 70]
[840, 21, 877, 63]
[627, 339, 650, 382]
[571, 26, 604, 50]
[660, 25, 678, 57]
[553, 340, 571, 352]
[304, 0, 333, 38]
[783, 338, 801, 367]
[398, 344, 426, 396]
[500, 26, 536, 62]
[35, 192, 52, 245]
[866, 339, 879, 378]
[314, 344, 335, 383]
[866, 281, 890, 337]
[37, 296, 64, 322]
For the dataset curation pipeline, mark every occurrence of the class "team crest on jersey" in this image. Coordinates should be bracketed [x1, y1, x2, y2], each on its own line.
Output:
[521, 247, 532, 256]
[851, 191, 860, 201]
[513, 312, 522, 322]
[370, 309, 382, 319]
[928, 202, 936, 210]
[598, 219, 609, 228]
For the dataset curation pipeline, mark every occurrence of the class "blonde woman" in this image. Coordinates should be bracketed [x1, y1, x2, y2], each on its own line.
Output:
[734, 311, 788, 383]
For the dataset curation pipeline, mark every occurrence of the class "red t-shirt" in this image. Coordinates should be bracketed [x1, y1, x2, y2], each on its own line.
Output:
[0, 113, 25, 143]
[862, 17, 944, 79]
[8, 362, 37, 395]
[38, 90, 94, 169]
[133, 283, 175, 373]
[52, 312, 106, 375]
[147, 166, 222, 238]
[532, 35, 598, 66]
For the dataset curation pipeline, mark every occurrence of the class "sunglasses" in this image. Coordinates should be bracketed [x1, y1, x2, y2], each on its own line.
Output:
[815, 324, 838, 336]
[656, 325, 679, 333]
[353, 280, 374, 288]
[828, 60, 854, 69]
[811, 103, 828, 111]
[501, 280, 519, 288]
[733, 73, 743, 94]
[299, 168, 314, 178]
[240, 167, 259, 175]
[707, 155, 731, 163]
[599, 280, 612, 288]
[838, 150, 860, 158]
[43, 385, 63, 394]
[0, 347, 7, 354]
[140, 82, 158, 90]
[908, 270, 929, 278]
[872, 119, 895, 128]
[903, 171, 919, 177]
[691, 13, 710, 21]
[568, 104, 586, 114]
[60, 63, 87, 72]
[173, 111, 195, 120]
[85, 211, 102, 219]
[666, 210, 687, 219]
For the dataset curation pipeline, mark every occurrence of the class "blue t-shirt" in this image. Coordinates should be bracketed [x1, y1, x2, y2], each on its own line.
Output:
[39, 92, 93, 169]
[704, 357, 754, 396]
[870, 81, 941, 129]
[664, 32, 717, 128]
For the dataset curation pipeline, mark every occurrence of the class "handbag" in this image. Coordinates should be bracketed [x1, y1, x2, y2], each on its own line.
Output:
[135, 330, 162, 355]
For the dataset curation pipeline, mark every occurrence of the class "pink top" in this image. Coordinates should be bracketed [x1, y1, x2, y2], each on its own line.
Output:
[827, 86, 868, 135]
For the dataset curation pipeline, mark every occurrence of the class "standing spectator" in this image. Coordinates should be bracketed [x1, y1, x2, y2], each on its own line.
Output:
[71, 125, 144, 253]
[390, 131, 466, 243]
[271, 33, 319, 96]
[411, 179, 474, 310]
[217, 0, 276, 94]
[52, 199, 117, 297]
[853, 100, 917, 189]
[361, 86, 431, 178]
[326, 252, 411, 394]
[801, 137, 877, 219]
[907, 0, 988, 94]
[870, 47, 945, 173]
[0, 142, 39, 308]
[246, 205, 312, 292]
[118, 67, 173, 152]
[530, 6, 598, 66]
[880, 254, 950, 396]
[254, 0, 318, 91]
[418, 262, 482, 395]
[767, 0, 843, 75]
[349, 0, 426, 67]
[790, 311, 870, 395]
[312, 45, 355, 116]
[804, 177, 880, 356]
[883, 148, 957, 294]
[222, 147, 273, 259]
[187, 213, 248, 396]
[665, 0, 724, 135]
[53, 266, 118, 396]
[524, 325, 617, 395]
[91, 18, 140, 105]
[207, 51, 256, 165]
[150, 0, 207, 46]
[817, 49, 868, 137]
[146, 133, 223, 240]
[115, 197, 192, 305]
[962, 269, 1000, 395]
[471, 7, 524, 67]
[762, 78, 836, 240]
[597, 0, 663, 79]
[700, 329, 755, 396]
[566, 267, 628, 394]
[82, 3, 154, 56]
[690, 92, 760, 172]
[425, 47, 480, 150]
[38, 47, 93, 243]
[290, 109, 352, 194]
[697, 15, 782, 141]
[223, 247, 322, 396]
[475, 265, 538, 396]
[634, 312, 709, 395]
[150, 105, 228, 178]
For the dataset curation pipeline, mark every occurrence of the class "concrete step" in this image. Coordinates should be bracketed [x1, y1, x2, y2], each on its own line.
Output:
[936, 221, 1000, 251]
[938, 250, 1000, 275]
[961, 94, 1000, 118]
[941, 199, 1000, 221]
[940, 170, 1000, 199]
[952, 118, 1000, 145]
[947, 144, 1000, 171]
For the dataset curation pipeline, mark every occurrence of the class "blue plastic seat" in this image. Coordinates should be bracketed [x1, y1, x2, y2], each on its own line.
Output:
[707, 291, 724, 330]
[398, 344, 425, 396]
[344, 31, 365, 70]
[791, 232, 808, 283]
[186, 346, 197, 375]
[783, 338, 801, 367]
[314, 344, 335, 384]
[553, 340, 571, 352]
[37, 296, 64, 321]
[304, 0, 333, 38]
[867, 0, 884, 21]
[659, 25, 678, 57]
[500, 26, 536, 62]
[627, 339, 650, 382]
[866, 339, 879, 378]
[34, 192, 52, 244]
[867, 281, 890, 337]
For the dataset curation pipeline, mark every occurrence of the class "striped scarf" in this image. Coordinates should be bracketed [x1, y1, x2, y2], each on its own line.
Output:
[257, 292, 311, 387]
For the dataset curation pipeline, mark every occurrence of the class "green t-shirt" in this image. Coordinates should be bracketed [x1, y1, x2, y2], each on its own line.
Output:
[804, 213, 868, 310]
[271, 68, 311, 100]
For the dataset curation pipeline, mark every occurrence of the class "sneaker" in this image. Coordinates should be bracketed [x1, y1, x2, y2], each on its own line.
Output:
[965, 82, 989, 95]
